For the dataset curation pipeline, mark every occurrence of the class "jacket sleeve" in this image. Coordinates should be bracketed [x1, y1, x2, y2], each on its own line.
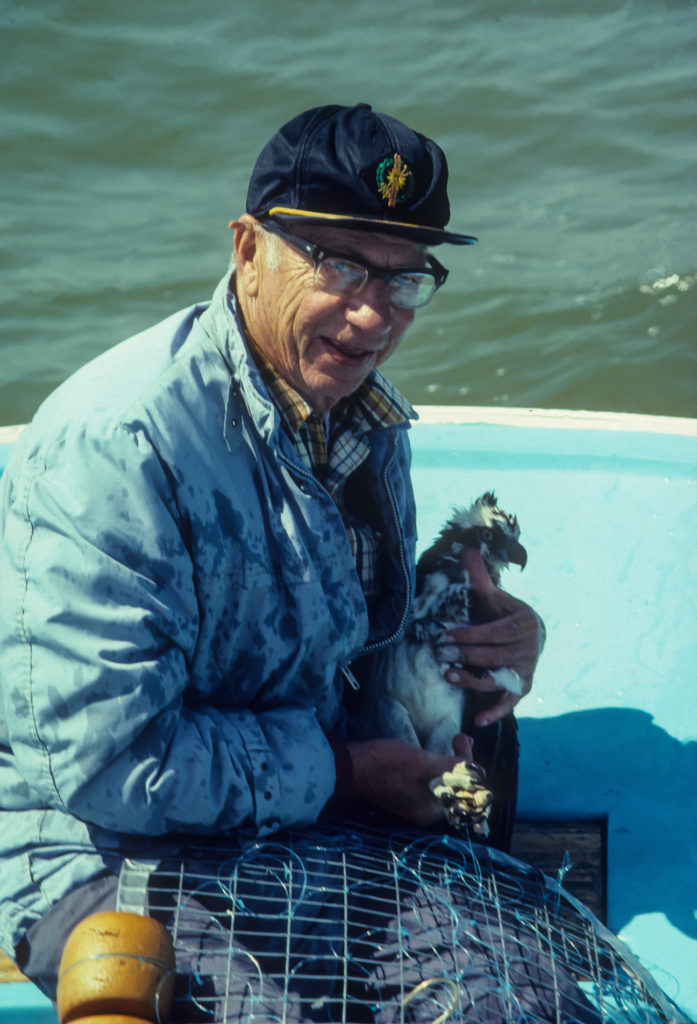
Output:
[0, 422, 336, 837]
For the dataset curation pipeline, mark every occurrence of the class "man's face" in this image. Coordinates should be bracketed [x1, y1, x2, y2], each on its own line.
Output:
[240, 221, 423, 415]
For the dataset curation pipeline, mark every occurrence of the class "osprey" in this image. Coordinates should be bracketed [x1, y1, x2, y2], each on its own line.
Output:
[363, 492, 527, 839]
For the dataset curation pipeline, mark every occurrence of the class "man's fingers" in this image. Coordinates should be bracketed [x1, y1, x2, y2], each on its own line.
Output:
[347, 738, 472, 826]
[460, 548, 497, 592]
[437, 548, 544, 717]
[473, 691, 519, 727]
[443, 669, 522, 724]
[442, 642, 532, 670]
[445, 668, 498, 691]
[444, 610, 537, 645]
[445, 666, 532, 697]
[451, 732, 474, 760]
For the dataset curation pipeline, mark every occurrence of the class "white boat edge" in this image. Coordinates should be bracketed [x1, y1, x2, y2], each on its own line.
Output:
[413, 405, 697, 435]
[2, 406, 696, 446]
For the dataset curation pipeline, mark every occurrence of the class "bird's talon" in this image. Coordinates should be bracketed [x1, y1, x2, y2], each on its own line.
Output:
[430, 759, 493, 839]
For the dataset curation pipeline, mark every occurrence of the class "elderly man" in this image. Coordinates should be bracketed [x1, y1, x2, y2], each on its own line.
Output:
[0, 104, 542, 1017]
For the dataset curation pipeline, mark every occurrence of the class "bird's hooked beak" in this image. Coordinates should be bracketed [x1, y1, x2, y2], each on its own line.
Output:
[505, 538, 528, 570]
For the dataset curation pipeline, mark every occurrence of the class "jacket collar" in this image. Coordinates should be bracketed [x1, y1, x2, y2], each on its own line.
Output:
[201, 272, 286, 450]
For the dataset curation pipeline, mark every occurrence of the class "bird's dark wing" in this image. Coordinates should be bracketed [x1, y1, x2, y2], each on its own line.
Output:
[461, 695, 519, 854]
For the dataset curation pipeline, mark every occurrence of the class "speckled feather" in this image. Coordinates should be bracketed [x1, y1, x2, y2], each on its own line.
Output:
[366, 492, 527, 755]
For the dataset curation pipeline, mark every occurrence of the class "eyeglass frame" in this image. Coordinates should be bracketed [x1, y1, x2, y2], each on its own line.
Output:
[258, 218, 449, 309]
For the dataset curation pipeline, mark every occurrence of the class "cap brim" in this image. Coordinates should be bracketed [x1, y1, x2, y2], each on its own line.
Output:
[265, 206, 477, 247]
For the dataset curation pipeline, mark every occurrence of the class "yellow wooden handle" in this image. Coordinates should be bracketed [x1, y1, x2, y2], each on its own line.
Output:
[60, 1017, 154, 1023]
[57, 911, 175, 1024]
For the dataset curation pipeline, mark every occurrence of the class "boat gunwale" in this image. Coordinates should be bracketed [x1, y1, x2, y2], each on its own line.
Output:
[1, 406, 696, 448]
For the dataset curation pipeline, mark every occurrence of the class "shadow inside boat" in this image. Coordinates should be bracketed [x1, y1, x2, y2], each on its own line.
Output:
[517, 706, 697, 939]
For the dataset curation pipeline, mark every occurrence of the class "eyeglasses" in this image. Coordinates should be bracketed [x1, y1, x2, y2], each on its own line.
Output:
[261, 219, 449, 309]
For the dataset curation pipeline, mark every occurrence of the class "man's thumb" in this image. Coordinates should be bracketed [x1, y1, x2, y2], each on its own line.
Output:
[461, 547, 495, 592]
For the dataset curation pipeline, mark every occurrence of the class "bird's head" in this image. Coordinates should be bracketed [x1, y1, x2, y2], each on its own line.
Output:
[441, 492, 527, 585]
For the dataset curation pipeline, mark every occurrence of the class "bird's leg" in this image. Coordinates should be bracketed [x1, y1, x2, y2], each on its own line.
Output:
[429, 760, 493, 839]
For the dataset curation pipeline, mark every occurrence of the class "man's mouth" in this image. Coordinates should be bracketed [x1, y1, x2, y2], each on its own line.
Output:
[322, 337, 380, 362]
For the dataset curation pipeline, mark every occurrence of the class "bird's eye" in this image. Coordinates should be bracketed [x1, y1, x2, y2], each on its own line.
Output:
[481, 529, 493, 542]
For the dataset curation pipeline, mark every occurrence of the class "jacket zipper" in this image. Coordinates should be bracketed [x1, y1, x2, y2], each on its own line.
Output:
[353, 432, 412, 662]
[278, 431, 412, 693]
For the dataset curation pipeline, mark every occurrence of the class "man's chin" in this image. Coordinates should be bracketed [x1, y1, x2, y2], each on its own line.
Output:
[302, 365, 375, 414]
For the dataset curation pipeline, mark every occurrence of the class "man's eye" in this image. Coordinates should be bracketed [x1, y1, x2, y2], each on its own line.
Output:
[318, 259, 367, 292]
[395, 272, 426, 286]
[323, 258, 365, 279]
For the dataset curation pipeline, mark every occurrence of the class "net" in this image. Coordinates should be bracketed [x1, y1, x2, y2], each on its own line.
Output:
[116, 820, 686, 1024]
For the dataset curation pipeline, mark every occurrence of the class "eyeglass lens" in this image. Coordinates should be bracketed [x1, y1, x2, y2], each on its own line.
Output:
[316, 257, 437, 309]
[261, 220, 443, 309]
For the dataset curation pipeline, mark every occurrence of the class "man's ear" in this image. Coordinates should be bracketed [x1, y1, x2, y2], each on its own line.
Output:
[230, 215, 261, 298]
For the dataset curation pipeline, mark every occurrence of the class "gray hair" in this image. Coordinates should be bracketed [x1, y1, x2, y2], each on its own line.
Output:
[256, 224, 282, 271]
[228, 222, 283, 272]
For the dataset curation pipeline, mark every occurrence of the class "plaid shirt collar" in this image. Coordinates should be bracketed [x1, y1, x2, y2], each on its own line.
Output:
[250, 348, 414, 599]
[251, 349, 414, 476]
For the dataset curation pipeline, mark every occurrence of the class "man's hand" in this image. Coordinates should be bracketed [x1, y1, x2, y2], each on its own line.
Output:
[347, 734, 474, 826]
[440, 548, 544, 727]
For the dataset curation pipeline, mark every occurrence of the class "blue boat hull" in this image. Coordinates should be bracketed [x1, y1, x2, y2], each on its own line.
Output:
[1, 407, 695, 1021]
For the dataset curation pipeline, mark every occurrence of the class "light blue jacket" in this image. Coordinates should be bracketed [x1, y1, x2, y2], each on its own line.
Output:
[0, 274, 417, 955]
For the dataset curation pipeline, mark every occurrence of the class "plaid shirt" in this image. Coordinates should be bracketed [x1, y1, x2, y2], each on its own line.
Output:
[255, 355, 412, 599]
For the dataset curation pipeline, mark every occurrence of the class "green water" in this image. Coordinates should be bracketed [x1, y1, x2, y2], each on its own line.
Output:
[2, 0, 695, 424]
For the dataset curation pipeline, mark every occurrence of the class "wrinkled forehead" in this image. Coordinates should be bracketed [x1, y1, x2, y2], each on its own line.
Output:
[300, 223, 427, 266]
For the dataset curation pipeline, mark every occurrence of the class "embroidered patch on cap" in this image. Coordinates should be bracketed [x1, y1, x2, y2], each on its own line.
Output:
[376, 153, 415, 208]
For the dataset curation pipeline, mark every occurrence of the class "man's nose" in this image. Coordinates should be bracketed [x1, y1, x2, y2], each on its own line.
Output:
[344, 278, 393, 331]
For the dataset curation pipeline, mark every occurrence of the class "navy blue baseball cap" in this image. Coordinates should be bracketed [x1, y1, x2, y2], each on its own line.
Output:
[245, 104, 477, 247]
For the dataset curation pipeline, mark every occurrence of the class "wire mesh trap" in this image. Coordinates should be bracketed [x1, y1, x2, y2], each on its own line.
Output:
[116, 820, 687, 1024]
